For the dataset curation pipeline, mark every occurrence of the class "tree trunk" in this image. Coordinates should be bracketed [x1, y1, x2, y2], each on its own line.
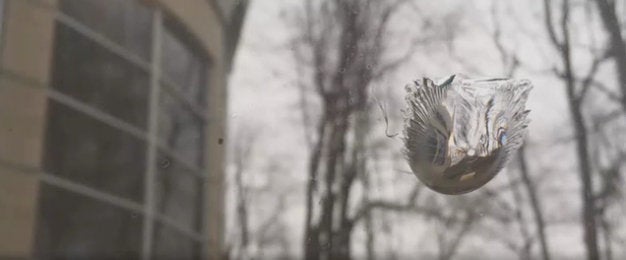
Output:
[304, 114, 326, 260]
[295, 1, 414, 258]
[593, 0, 626, 111]
[564, 30, 599, 260]
[570, 98, 599, 260]
[235, 166, 249, 255]
[517, 146, 551, 260]
[543, 0, 599, 258]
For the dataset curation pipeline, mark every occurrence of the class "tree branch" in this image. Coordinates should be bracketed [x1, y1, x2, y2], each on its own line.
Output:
[587, 79, 623, 103]
[543, 0, 563, 48]
[577, 49, 610, 102]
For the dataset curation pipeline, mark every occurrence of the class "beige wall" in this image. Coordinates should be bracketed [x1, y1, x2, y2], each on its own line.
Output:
[204, 57, 228, 260]
[0, 0, 57, 258]
[157, 0, 224, 60]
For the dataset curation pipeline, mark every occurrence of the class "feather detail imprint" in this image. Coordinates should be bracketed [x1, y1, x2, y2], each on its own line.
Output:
[401, 74, 532, 195]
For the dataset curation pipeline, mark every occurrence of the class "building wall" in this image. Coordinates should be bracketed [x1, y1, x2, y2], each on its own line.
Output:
[0, 0, 56, 257]
[0, 0, 228, 258]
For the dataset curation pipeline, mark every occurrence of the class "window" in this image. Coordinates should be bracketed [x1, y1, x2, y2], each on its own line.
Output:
[59, 0, 153, 61]
[161, 25, 208, 107]
[35, 184, 143, 258]
[152, 223, 201, 259]
[43, 101, 147, 202]
[50, 24, 150, 129]
[158, 92, 205, 167]
[35, 0, 210, 258]
[155, 153, 204, 231]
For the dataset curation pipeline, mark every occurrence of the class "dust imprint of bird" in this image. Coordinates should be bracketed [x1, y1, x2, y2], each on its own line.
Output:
[397, 74, 532, 195]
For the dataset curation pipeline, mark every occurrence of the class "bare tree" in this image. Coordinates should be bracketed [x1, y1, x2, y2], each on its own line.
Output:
[586, 8, 626, 257]
[432, 198, 478, 260]
[542, 0, 615, 258]
[229, 124, 259, 259]
[584, 106, 625, 260]
[490, 3, 552, 259]
[254, 191, 290, 259]
[357, 182, 524, 259]
[517, 147, 552, 260]
[229, 122, 296, 259]
[288, 0, 427, 258]
[592, 0, 626, 111]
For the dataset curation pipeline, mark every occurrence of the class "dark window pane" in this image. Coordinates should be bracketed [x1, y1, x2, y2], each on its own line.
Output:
[51, 24, 150, 129]
[35, 184, 142, 259]
[155, 153, 203, 231]
[152, 223, 201, 259]
[43, 101, 146, 202]
[158, 92, 205, 167]
[161, 27, 208, 107]
[59, 0, 153, 60]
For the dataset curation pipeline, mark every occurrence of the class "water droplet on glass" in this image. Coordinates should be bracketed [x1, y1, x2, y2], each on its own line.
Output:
[159, 159, 171, 169]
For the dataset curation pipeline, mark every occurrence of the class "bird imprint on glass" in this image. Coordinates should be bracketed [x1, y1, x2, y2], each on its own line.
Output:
[402, 74, 532, 195]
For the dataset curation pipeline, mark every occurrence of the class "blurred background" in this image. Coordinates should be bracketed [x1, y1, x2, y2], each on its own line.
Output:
[0, 0, 625, 259]
[227, 0, 626, 259]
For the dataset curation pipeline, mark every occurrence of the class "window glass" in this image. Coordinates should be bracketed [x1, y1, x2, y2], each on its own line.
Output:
[59, 0, 153, 60]
[43, 101, 147, 202]
[35, 184, 142, 259]
[152, 223, 201, 259]
[155, 153, 203, 231]
[51, 24, 150, 129]
[161, 26, 208, 107]
[158, 92, 205, 167]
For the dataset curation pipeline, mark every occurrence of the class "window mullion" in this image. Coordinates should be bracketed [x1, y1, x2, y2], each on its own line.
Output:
[154, 143, 205, 177]
[141, 9, 162, 260]
[156, 214, 204, 242]
[161, 77, 210, 120]
[55, 10, 151, 72]
[41, 173, 145, 214]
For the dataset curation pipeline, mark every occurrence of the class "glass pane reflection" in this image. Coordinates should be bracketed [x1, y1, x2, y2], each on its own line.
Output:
[43, 101, 146, 202]
[152, 223, 201, 259]
[155, 153, 203, 231]
[35, 184, 142, 259]
[158, 92, 205, 167]
[51, 24, 150, 129]
[59, 0, 153, 60]
[161, 26, 208, 107]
